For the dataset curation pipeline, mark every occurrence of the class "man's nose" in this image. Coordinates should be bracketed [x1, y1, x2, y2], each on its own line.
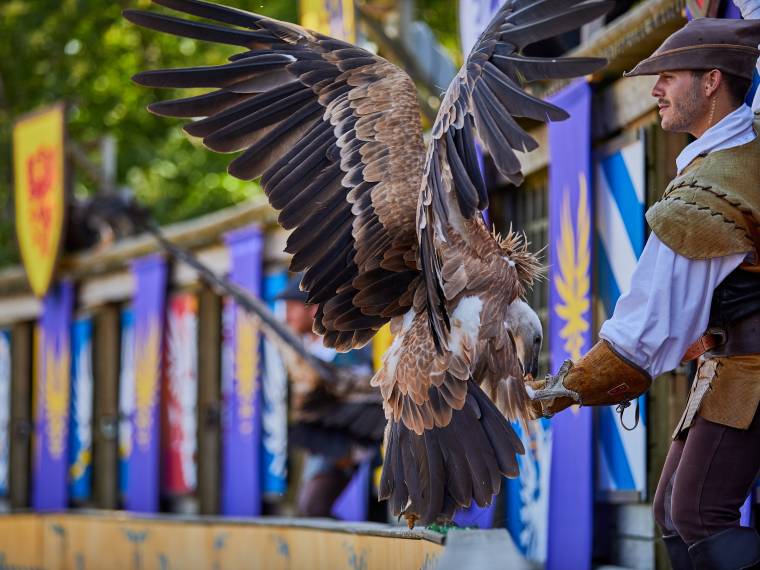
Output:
[651, 79, 664, 98]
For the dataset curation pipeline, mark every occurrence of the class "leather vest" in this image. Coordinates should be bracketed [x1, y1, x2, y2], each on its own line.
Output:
[646, 117, 760, 262]
[709, 267, 760, 327]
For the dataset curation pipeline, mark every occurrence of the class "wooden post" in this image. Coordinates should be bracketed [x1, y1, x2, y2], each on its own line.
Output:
[9, 322, 33, 509]
[197, 286, 221, 515]
[92, 305, 121, 509]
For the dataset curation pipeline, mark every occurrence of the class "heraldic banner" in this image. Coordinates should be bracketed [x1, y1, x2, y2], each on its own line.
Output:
[13, 104, 67, 298]
[32, 281, 74, 511]
[221, 226, 264, 516]
[261, 271, 289, 497]
[69, 316, 94, 503]
[547, 80, 594, 570]
[126, 254, 167, 512]
[162, 292, 199, 497]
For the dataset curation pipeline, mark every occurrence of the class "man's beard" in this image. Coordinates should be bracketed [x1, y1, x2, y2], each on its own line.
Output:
[660, 85, 705, 133]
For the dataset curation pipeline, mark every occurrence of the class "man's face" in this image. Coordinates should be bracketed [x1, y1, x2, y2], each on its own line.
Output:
[285, 300, 318, 335]
[651, 70, 707, 133]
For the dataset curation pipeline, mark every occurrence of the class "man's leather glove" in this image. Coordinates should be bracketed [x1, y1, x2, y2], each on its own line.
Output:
[527, 341, 652, 417]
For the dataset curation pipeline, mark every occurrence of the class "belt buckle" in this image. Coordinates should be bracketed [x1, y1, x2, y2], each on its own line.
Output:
[705, 327, 727, 352]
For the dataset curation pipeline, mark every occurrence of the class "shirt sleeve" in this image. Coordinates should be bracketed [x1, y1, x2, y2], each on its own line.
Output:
[598, 235, 745, 378]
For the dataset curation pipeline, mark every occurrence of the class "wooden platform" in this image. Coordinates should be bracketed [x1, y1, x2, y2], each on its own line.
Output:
[0, 511, 536, 569]
[0, 512, 444, 570]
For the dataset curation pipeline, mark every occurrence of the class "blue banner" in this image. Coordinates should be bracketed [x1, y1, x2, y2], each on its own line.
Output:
[118, 308, 135, 499]
[595, 138, 648, 498]
[261, 270, 289, 497]
[69, 316, 94, 502]
[0, 329, 10, 497]
[547, 80, 594, 570]
[32, 281, 74, 511]
[221, 226, 264, 516]
[126, 255, 168, 512]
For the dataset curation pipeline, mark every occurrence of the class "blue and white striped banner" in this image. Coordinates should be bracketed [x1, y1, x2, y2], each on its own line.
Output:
[69, 316, 94, 502]
[261, 270, 289, 497]
[118, 308, 135, 498]
[595, 136, 647, 497]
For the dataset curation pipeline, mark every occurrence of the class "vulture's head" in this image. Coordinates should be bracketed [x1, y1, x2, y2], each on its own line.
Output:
[505, 299, 542, 380]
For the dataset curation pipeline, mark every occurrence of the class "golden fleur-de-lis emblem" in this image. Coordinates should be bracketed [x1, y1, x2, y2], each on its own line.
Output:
[554, 173, 591, 361]
[235, 308, 260, 436]
[44, 340, 70, 459]
[135, 322, 161, 451]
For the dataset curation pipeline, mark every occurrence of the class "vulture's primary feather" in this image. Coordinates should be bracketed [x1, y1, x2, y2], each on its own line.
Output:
[124, 0, 609, 526]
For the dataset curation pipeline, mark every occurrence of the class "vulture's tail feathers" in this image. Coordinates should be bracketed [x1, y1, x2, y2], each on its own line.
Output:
[379, 379, 524, 526]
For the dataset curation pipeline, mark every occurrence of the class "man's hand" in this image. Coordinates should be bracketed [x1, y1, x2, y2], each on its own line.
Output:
[525, 341, 652, 418]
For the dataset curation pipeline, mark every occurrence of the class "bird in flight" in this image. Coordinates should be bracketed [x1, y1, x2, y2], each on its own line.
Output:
[124, 0, 610, 527]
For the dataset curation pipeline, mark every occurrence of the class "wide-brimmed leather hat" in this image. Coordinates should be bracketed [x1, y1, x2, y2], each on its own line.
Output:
[624, 18, 760, 79]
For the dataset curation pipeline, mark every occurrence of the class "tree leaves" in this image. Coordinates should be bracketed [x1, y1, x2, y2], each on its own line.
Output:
[0, 0, 298, 267]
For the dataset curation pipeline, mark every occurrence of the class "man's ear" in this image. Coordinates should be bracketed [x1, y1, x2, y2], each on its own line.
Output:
[705, 68, 723, 98]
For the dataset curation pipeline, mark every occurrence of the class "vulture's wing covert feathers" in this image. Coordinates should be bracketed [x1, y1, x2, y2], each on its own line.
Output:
[125, 0, 425, 353]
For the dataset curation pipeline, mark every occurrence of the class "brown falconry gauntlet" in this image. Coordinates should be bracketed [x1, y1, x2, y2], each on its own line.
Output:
[528, 341, 652, 417]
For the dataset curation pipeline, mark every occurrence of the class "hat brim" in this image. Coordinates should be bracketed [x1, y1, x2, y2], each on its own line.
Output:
[624, 44, 760, 79]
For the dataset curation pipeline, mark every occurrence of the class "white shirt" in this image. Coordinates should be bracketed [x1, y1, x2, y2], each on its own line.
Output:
[599, 106, 755, 378]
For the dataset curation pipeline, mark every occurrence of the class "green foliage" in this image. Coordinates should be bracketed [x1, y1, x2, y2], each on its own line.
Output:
[415, 0, 462, 67]
[0, 0, 298, 268]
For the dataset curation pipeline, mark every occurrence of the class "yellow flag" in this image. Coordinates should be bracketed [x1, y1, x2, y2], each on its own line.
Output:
[13, 104, 67, 298]
[299, 0, 356, 43]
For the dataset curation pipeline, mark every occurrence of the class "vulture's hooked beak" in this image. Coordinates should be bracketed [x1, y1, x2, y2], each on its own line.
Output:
[505, 299, 543, 380]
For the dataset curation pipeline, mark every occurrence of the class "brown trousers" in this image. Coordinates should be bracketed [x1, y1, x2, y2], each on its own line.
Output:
[653, 410, 760, 545]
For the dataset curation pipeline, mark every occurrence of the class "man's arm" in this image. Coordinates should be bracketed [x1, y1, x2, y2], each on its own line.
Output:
[530, 235, 745, 416]
[599, 235, 745, 378]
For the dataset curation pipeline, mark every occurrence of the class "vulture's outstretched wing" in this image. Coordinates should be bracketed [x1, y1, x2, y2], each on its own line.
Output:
[418, 0, 610, 349]
[375, 0, 610, 526]
[124, 0, 425, 352]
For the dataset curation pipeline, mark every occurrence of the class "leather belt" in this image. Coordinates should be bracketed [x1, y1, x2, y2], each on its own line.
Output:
[682, 313, 760, 363]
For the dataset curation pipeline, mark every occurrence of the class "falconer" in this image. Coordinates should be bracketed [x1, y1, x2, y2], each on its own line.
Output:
[529, 10, 760, 570]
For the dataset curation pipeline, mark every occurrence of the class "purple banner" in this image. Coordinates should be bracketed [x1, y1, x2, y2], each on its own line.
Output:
[221, 226, 264, 516]
[331, 461, 370, 522]
[453, 502, 496, 529]
[547, 80, 594, 570]
[32, 281, 74, 511]
[126, 254, 167, 512]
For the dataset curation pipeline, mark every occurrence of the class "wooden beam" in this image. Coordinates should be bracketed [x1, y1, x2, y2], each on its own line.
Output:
[9, 322, 32, 509]
[0, 296, 40, 326]
[0, 198, 278, 297]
